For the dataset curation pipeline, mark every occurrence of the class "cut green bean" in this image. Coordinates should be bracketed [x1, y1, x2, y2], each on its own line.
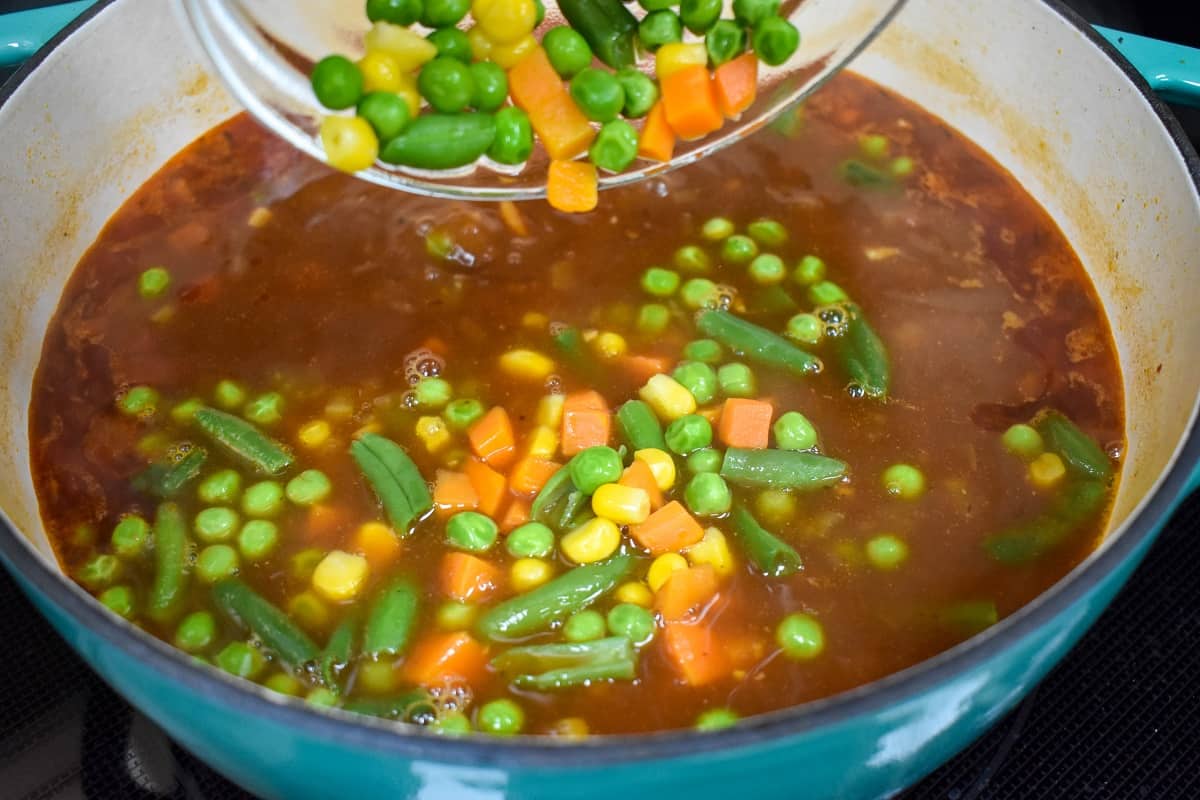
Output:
[194, 407, 293, 475]
[350, 434, 432, 534]
[363, 577, 420, 657]
[320, 613, 358, 693]
[616, 400, 667, 451]
[721, 448, 847, 489]
[532, 464, 575, 523]
[697, 310, 822, 377]
[559, 0, 638, 69]
[493, 636, 636, 689]
[343, 688, 436, 722]
[833, 303, 890, 399]
[730, 505, 803, 577]
[985, 479, 1108, 564]
[212, 578, 320, 670]
[148, 502, 189, 623]
[1033, 410, 1113, 481]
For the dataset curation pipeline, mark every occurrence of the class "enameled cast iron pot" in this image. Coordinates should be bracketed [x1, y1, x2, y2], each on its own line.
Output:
[0, 1, 1198, 797]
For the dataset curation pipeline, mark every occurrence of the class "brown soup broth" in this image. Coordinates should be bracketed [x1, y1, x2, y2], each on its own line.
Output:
[29, 73, 1123, 735]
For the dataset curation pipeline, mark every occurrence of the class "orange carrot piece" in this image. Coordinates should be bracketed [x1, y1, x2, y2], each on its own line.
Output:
[499, 498, 531, 532]
[509, 457, 563, 496]
[433, 469, 480, 516]
[630, 500, 705, 554]
[566, 390, 608, 411]
[619, 460, 664, 510]
[717, 398, 774, 449]
[620, 354, 673, 383]
[401, 631, 489, 687]
[499, 200, 530, 237]
[561, 390, 611, 455]
[638, 101, 676, 162]
[655, 564, 720, 622]
[351, 522, 402, 569]
[304, 504, 353, 544]
[440, 551, 503, 602]
[661, 65, 724, 141]
[662, 622, 730, 686]
[420, 336, 449, 356]
[468, 406, 516, 469]
[547, 160, 598, 214]
[465, 457, 507, 516]
[508, 47, 596, 161]
[713, 53, 758, 118]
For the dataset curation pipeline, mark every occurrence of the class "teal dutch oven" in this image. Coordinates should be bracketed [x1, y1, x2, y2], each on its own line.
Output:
[0, 1, 1198, 798]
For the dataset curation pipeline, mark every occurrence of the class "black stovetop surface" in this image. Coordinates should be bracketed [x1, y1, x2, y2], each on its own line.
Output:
[3, 1, 1199, 798]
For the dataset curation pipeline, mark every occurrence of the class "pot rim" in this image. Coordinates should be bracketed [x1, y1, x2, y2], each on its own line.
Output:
[1, 0, 1198, 770]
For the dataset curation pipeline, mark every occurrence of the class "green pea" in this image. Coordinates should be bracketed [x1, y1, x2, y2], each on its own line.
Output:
[755, 487, 796, 525]
[680, 278, 721, 310]
[748, 254, 787, 285]
[420, 0, 470, 28]
[682, 338, 723, 364]
[563, 609, 607, 642]
[477, 698, 525, 736]
[717, 362, 756, 397]
[196, 544, 239, 583]
[786, 313, 823, 345]
[882, 464, 926, 500]
[808, 280, 848, 305]
[310, 55, 363, 110]
[543, 27, 593, 78]
[705, 20, 746, 67]
[590, 119, 639, 173]
[444, 398, 486, 431]
[695, 708, 740, 731]
[752, 17, 801, 66]
[489, 106, 533, 165]
[436, 600, 479, 631]
[641, 267, 680, 297]
[194, 507, 240, 543]
[213, 379, 246, 410]
[243, 392, 284, 427]
[1002, 424, 1044, 461]
[701, 217, 734, 241]
[77, 554, 121, 589]
[468, 61, 508, 111]
[773, 411, 817, 451]
[637, 303, 671, 335]
[866, 534, 909, 570]
[198, 469, 242, 506]
[238, 519, 280, 561]
[684, 472, 732, 516]
[666, 414, 713, 455]
[674, 245, 711, 273]
[264, 672, 303, 696]
[432, 712, 473, 735]
[858, 133, 890, 160]
[117, 385, 159, 417]
[570, 68, 625, 123]
[367, 0, 422, 25]
[418, 57, 475, 114]
[290, 547, 325, 581]
[506, 522, 556, 558]
[415, 377, 453, 408]
[569, 446, 623, 494]
[639, 10, 683, 50]
[721, 234, 758, 264]
[357, 92, 411, 142]
[138, 267, 170, 298]
[446, 511, 499, 552]
[286, 469, 333, 506]
[747, 218, 788, 247]
[890, 156, 916, 178]
[686, 448, 722, 474]
[615, 68, 659, 118]
[216, 641, 266, 679]
[776, 613, 824, 660]
[111, 515, 150, 558]
[175, 610, 217, 653]
[680, 0, 722, 34]
[98, 585, 135, 619]
[170, 397, 203, 424]
[533, 0, 545, 27]
[733, 0, 781, 26]
[793, 254, 827, 285]
[242, 480, 285, 518]
[306, 688, 339, 707]
[606, 603, 656, 645]
[672, 361, 718, 405]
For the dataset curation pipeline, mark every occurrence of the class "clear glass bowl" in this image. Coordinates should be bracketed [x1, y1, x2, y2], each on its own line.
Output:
[178, 0, 907, 200]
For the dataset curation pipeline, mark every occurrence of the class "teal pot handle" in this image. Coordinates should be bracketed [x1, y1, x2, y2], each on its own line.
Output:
[0, 1, 97, 67]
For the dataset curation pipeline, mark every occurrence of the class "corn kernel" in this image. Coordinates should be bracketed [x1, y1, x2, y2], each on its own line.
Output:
[510, 558, 554, 592]
[614, 581, 654, 607]
[648, 553, 689, 591]
[312, 550, 369, 602]
[560, 518, 622, 564]
[415, 415, 451, 453]
[357, 51, 406, 93]
[547, 717, 590, 739]
[394, 71, 421, 118]
[523, 311, 549, 330]
[526, 425, 559, 459]
[324, 395, 356, 421]
[656, 42, 708, 79]
[591, 332, 628, 360]
[1028, 452, 1067, 489]
[489, 32, 538, 68]
[686, 527, 734, 577]
[499, 349, 556, 381]
[364, 21, 438, 72]
[591, 483, 651, 525]
[298, 419, 332, 449]
[247, 207, 272, 228]
[634, 448, 677, 491]
[287, 590, 331, 631]
[639, 374, 696, 421]
[537, 394, 565, 427]
[473, 0, 537, 44]
[466, 25, 494, 61]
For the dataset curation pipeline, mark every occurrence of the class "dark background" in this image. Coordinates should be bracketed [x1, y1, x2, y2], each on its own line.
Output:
[2, 1, 1199, 798]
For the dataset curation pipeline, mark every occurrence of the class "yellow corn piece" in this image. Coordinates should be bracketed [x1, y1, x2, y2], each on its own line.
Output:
[647, 552, 689, 591]
[591, 483, 651, 525]
[247, 207, 272, 228]
[297, 419, 332, 449]
[686, 527, 734, 577]
[510, 558, 555, 592]
[525, 425, 559, 459]
[324, 395, 356, 421]
[312, 550, 370, 602]
[560, 518, 622, 564]
[489, 33, 538, 69]
[634, 448, 677, 491]
[639, 374, 696, 420]
[357, 51, 405, 93]
[364, 21, 438, 71]
[656, 42, 708, 79]
[591, 332, 628, 360]
[394, 71, 421, 118]
[287, 590, 331, 631]
[614, 581, 654, 607]
[499, 348, 556, 381]
[537, 393, 565, 427]
[547, 717, 590, 739]
[1028, 452, 1067, 489]
[466, 25, 494, 62]
[415, 415, 451, 453]
[522, 311, 549, 330]
[472, 0, 537, 44]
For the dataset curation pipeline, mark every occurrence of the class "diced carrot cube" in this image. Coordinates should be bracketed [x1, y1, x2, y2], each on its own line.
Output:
[465, 457, 507, 516]
[561, 390, 611, 455]
[619, 460, 664, 510]
[509, 47, 596, 161]
[509, 457, 563, 496]
[712, 53, 758, 118]
[499, 498, 531, 532]
[547, 159, 598, 214]
[468, 406, 516, 469]
[662, 623, 730, 686]
[439, 551, 502, 602]
[630, 500, 705, 554]
[655, 564, 719, 622]
[638, 101, 676, 162]
[351, 522, 402, 570]
[661, 65, 724, 141]
[401, 631, 489, 687]
[433, 469, 479, 516]
[717, 398, 774, 449]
